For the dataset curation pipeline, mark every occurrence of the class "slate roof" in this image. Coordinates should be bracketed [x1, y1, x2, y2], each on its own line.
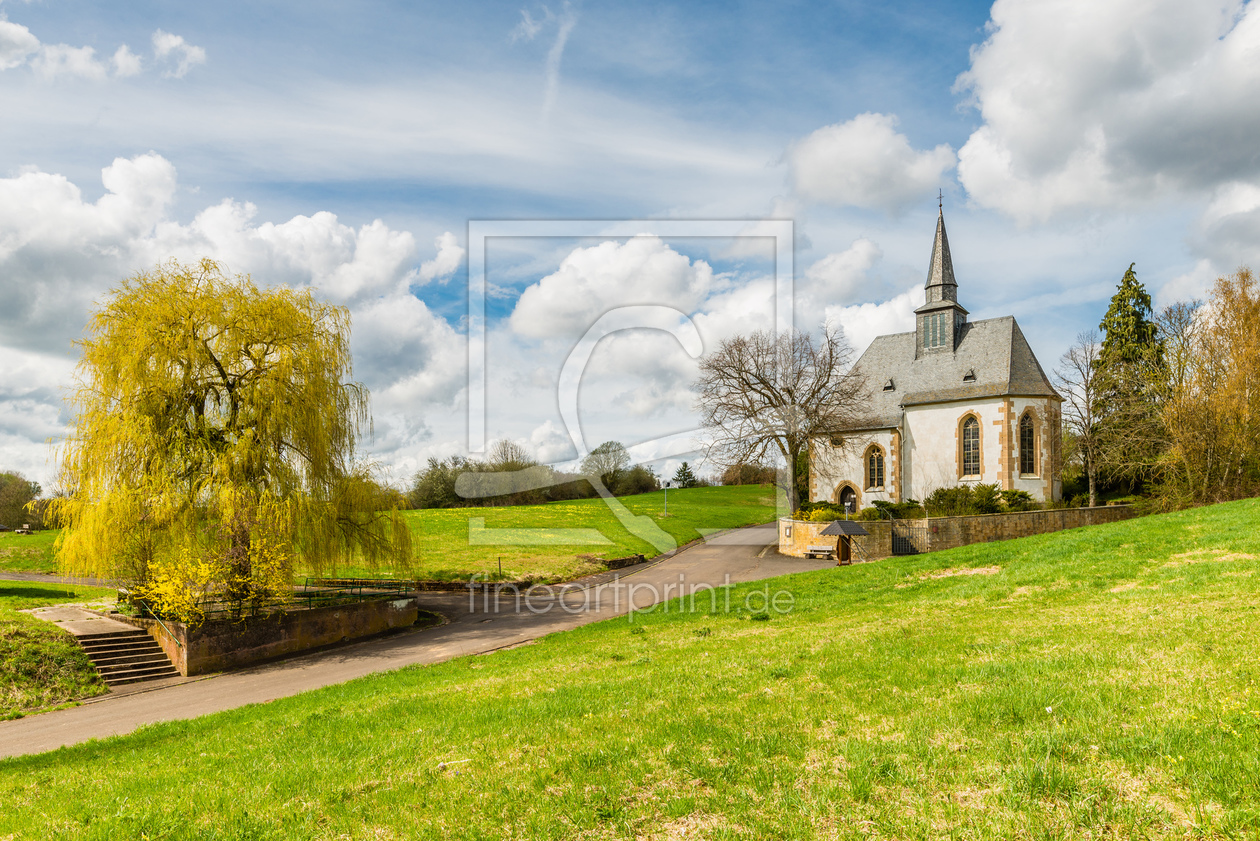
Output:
[844, 316, 1061, 432]
[921, 208, 958, 302]
[820, 520, 871, 536]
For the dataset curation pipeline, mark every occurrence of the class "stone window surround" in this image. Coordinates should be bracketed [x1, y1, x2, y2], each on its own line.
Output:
[864, 444, 886, 491]
[832, 481, 861, 512]
[1019, 407, 1040, 478]
[957, 411, 983, 480]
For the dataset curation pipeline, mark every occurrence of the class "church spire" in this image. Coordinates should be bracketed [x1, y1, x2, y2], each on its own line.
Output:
[924, 207, 957, 303]
[914, 202, 967, 356]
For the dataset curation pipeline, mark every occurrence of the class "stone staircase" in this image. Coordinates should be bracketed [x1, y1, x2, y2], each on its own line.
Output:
[77, 629, 180, 686]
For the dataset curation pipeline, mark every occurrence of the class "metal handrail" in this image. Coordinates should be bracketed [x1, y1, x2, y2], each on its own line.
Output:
[150, 612, 184, 648]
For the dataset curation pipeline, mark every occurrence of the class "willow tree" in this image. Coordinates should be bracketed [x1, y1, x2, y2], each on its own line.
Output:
[53, 259, 411, 621]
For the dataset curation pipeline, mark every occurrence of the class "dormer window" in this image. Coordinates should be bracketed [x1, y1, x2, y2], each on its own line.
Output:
[882, 379, 895, 391]
[963, 369, 976, 382]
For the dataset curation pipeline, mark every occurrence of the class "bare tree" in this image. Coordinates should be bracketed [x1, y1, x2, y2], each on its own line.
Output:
[693, 327, 866, 513]
[580, 441, 631, 490]
[1152, 269, 1260, 506]
[1054, 331, 1103, 507]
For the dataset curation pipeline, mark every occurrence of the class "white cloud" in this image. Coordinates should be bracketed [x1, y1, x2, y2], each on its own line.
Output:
[510, 9, 544, 42]
[542, 5, 577, 119]
[32, 43, 108, 81]
[510, 235, 714, 339]
[1186, 179, 1260, 285]
[112, 44, 142, 77]
[0, 17, 39, 69]
[956, 0, 1260, 222]
[825, 285, 924, 358]
[1156, 258, 1218, 310]
[509, 3, 578, 118]
[802, 238, 883, 306]
[1, 18, 163, 80]
[417, 231, 464, 283]
[789, 113, 956, 213]
[526, 419, 575, 464]
[152, 29, 206, 78]
[0, 154, 464, 486]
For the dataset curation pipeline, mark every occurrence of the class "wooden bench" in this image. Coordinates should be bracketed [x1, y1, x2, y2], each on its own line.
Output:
[805, 544, 835, 560]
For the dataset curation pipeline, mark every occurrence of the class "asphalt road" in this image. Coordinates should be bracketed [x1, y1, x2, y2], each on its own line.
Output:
[0, 525, 835, 761]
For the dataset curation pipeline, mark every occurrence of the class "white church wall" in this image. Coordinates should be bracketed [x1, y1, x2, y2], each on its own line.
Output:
[902, 398, 1003, 501]
[810, 429, 897, 509]
[1007, 396, 1061, 502]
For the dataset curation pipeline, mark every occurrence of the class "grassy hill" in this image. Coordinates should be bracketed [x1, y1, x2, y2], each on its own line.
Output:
[0, 582, 114, 720]
[0, 530, 58, 574]
[393, 484, 780, 582]
[3, 498, 1259, 838]
[1, 485, 781, 581]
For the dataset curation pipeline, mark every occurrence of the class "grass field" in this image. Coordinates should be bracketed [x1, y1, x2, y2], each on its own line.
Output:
[391, 484, 780, 582]
[0, 530, 58, 574]
[0, 581, 115, 720]
[2, 485, 781, 581]
[3, 498, 1259, 838]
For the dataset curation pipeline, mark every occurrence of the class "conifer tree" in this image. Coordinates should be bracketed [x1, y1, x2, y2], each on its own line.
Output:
[1095, 263, 1164, 488]
[1099, 263, 1161, 368]
[671, 462, 698, 489]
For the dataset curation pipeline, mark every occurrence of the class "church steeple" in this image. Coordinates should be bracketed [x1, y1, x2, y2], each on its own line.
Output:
[924, 208, 958, 304]
[914, 203, 968, 356]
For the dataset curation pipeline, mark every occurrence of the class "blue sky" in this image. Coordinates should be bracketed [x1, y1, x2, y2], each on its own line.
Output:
[2, 0, 1258, 488]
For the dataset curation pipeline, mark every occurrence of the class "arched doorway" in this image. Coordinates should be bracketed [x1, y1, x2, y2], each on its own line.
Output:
[838, 485, 857, 514]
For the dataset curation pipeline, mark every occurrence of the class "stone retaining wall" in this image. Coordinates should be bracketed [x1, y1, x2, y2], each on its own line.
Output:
[121, 596, 421, 676]
[778, 519, 891, 562]
[779, 504, 1137, 561]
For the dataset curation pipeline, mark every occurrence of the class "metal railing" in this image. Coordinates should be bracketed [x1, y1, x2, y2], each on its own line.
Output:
[134, 577, 416, 624]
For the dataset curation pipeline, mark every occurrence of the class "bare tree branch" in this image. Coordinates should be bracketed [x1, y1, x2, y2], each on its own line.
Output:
[693, 327, 868, 512]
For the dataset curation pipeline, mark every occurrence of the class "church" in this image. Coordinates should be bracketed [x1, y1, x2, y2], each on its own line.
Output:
[810, 209, 1062, 509]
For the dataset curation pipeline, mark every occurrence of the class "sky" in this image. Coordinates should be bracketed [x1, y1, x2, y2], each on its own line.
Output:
[2, 0, 1258, 491]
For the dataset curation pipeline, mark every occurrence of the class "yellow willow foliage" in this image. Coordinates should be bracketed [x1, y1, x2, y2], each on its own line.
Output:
[52, 258, 412, 621]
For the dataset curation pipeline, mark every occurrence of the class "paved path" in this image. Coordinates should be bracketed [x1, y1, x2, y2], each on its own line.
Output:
[25, 604, 139, 638]
[0, 525, 835, 761]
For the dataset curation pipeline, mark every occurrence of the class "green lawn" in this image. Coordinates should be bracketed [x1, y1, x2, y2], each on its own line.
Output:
[342, 484, 781, 582]
[6, 486, 781, 582]
[4, 499, 1260, 838]
[0, 581, 115, 720]
[0, 530, 58, 574]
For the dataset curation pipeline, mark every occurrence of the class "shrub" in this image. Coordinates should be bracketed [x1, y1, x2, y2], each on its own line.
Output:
[720, 462, 777, 486]
[871, 499, 927, 519]
[924, 485, 975, 517]
[1000, 489, 1036, 511]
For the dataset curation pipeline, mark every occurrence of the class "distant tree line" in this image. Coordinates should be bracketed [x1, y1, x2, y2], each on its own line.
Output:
[405, 443, 777, 510]
[1057, 264, 1260, 510]
[0, 472, 44, 530]
[406, 439, 662, 509]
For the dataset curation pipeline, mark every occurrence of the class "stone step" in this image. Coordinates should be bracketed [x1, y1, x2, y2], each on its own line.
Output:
[73, 630, 181, 686]
[76, 629, 150, 643]
[93, 652, 172, 670]
[104, 664, 181, 685]
[79, 637, 153, 651]
[81, 641, 166, 659]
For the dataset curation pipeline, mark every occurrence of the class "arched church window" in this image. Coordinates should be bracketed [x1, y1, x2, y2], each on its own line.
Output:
[865, 447, 884, 490]
[961, 416, 980, 477]
[1020, 412, 1036, 475]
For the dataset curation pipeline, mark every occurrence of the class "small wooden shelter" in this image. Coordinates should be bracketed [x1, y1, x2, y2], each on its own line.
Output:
[820, 519, 870, 565]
